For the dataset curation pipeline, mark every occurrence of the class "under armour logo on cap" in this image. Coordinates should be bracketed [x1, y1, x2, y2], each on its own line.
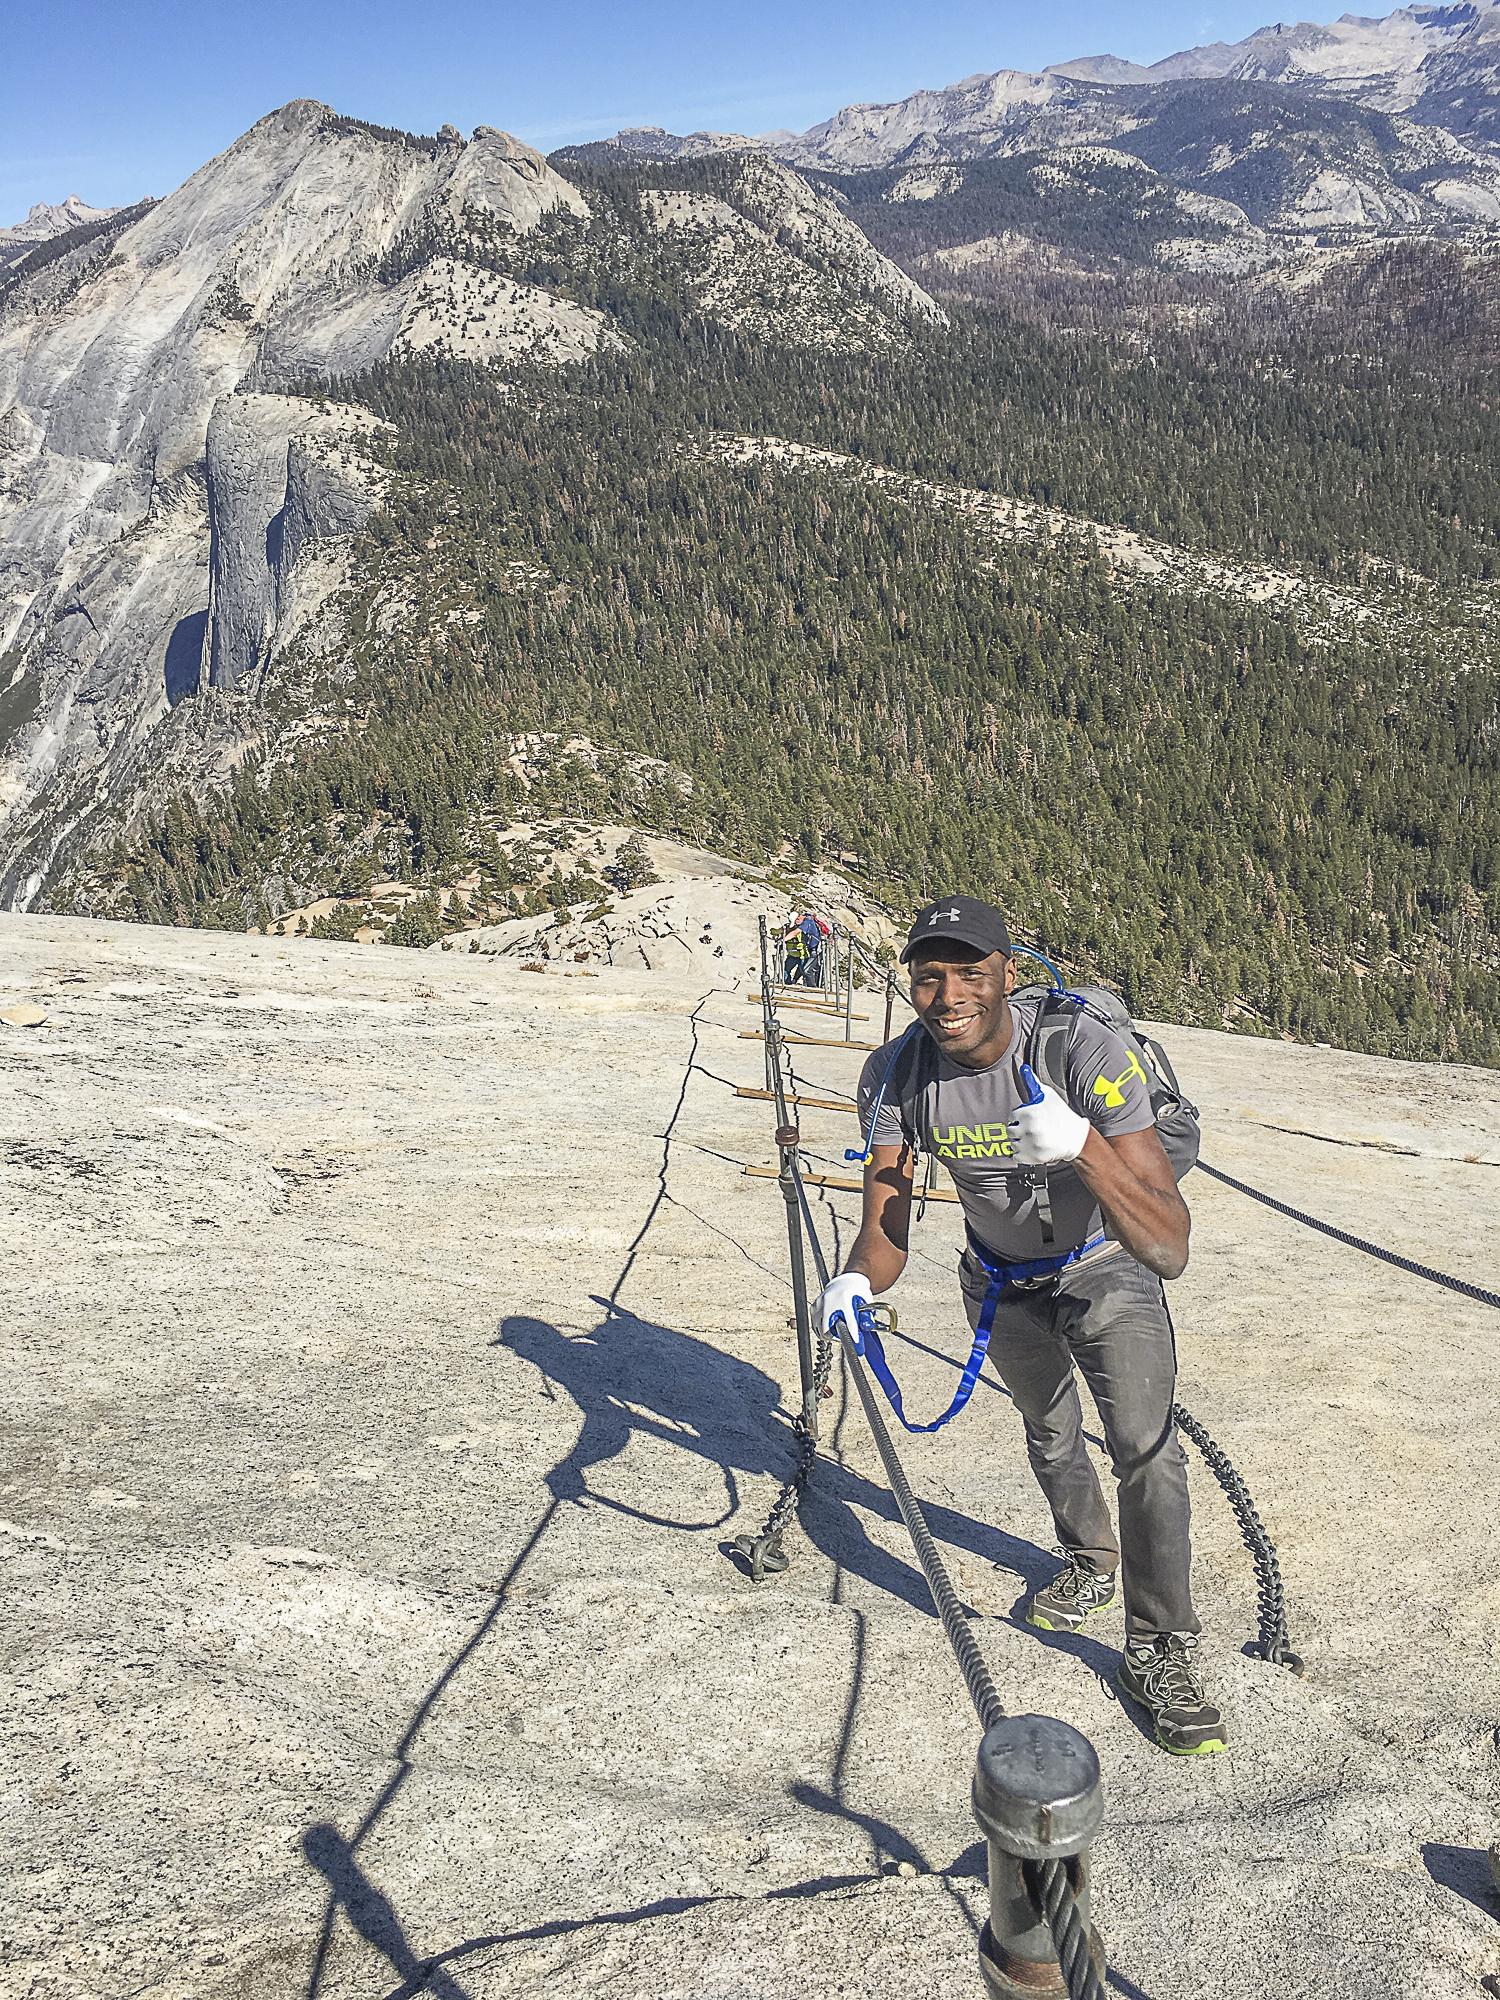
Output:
[902, 895, 1014, 965]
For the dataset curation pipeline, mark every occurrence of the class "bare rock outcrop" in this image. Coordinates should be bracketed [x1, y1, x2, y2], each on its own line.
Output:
[643, 153, 944, 345]
[2, 908, 1498, 1997]
[203, 394, 388, 692]
[0, 105, 600, 904]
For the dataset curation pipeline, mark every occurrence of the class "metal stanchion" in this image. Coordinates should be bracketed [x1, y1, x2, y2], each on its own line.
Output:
[759, 917, 818, 1437]
[973, 1716, 1107, 1998]
[758, 918, 777, 1093]
[843, 928, 854, 1042]
[777, 1112, 819, 1440]
[883, 967, 895, 1044]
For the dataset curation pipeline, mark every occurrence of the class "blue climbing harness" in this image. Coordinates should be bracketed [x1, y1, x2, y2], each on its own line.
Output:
[840, 1228, 1107, 1434]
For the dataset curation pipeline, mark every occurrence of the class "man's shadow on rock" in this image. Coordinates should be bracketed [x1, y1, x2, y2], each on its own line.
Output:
[497, 1307, 1049, 1618]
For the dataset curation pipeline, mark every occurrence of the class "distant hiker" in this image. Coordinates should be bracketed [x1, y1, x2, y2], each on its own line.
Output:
[818, 895, 1225, 1756]
[805, 912, 831, 987]
[781, 916, 813, 984]
[782, 911, 828, 987]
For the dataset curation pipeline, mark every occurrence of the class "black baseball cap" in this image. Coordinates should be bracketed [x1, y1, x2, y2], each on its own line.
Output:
[901, 895, 1013, 965]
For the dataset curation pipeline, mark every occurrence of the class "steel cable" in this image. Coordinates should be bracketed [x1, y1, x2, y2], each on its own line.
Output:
[1197, 1159, 1500, 1309]
[1039, 1860, 1107, 2000]
[794, 1163, 1005, 1729]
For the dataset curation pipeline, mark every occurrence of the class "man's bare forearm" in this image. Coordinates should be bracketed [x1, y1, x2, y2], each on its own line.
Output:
[1072, 1128, 1190, 1279]
[841, 1149, 912, 1294]
[845, 1224, 908, 1295]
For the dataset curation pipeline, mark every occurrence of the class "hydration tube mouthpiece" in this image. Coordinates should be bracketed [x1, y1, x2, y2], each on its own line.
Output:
[1018, 1062, 1046, 1108]
[844, 1144, 871, 1164]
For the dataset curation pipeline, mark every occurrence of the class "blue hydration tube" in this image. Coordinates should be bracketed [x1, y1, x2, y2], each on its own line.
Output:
[843, 1020, 924, 1168]
[1011, 940, 1066, 990]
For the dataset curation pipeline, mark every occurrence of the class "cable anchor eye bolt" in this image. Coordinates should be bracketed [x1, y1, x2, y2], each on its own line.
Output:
[973, 1715, 1107, 1998]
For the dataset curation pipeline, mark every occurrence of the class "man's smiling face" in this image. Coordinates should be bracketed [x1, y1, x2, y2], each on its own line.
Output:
[908, 940, 1018, 1068]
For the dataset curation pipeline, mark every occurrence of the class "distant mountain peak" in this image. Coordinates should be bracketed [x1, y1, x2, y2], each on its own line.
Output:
[603, 0, 1500, 171]
[2, 194, 117, 241]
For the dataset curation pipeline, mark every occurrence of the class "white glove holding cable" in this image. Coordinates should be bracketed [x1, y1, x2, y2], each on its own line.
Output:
[1007, 1063, 1091, 1167]
[818, 1272, 873, 1354]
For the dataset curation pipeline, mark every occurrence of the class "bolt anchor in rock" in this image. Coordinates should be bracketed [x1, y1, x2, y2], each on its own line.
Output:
[973, 1714, 1106, 1997]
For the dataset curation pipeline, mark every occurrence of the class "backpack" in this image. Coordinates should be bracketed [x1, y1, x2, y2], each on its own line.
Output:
[1017, 985, 1201, 1181]
[883, 986, 1200, 1181]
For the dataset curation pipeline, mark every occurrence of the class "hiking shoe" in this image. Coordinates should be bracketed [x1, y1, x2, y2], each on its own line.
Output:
[1026, 1550, 1118, 1633]
[1117, 1635, 1228, 1756]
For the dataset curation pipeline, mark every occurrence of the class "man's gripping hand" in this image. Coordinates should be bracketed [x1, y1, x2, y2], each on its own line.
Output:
[818, 1273, 872, 1354]
[1008, 1063, 1091, 1167]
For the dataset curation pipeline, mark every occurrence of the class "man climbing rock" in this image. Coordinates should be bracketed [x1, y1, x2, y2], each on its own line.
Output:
[818, 895, 1226, 1756]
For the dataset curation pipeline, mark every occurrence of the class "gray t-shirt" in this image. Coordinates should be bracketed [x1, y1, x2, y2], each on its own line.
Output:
[857, 995, 1156, 1262]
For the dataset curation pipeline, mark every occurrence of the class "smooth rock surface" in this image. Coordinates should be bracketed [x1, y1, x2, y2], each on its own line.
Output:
[2, 905, 1498, 1998]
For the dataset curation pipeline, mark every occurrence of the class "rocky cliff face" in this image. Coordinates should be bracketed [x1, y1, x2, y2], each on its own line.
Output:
[0, 104, 937, 911]
[202, 394, 389, 695]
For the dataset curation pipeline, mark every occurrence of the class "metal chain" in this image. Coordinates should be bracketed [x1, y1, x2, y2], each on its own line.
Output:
[1171, 1401, 1299, 1670]
[730, 1328, 834, 1581]
[1198, 1159, 1500, 1311]
[733, 933, 832, 1582]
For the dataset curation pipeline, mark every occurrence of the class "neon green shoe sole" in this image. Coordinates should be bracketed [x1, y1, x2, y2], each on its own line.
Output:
[1115, 1669, 1229, 1755]
[1026, 1595, 1117, 1634]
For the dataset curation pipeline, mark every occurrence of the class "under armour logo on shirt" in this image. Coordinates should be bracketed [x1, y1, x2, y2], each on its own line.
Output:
[927, 907, 962, 926]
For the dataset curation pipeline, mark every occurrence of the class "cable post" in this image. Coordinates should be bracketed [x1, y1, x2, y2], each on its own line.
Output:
[974, 1716, 1107, 2000]
[758, 915, 777, 1093]
[760, 917, 818, 1437]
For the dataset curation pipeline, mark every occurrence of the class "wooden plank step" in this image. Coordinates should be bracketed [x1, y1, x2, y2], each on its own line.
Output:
[738, 1031, 882, 1051]
[743, 1165, 960, 1204]
[748, 991, 870, 1020]
[734, 1087, 857, 1114]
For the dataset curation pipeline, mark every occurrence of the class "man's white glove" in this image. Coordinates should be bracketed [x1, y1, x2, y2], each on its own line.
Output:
[818, 1272, 872, 1354]
[1008, 1063, 1091, 1167]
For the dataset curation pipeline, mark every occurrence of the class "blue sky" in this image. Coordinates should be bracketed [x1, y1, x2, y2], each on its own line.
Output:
[3, 0, 1350, 222]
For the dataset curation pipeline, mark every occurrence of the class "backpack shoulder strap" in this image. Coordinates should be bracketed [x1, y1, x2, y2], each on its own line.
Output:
[1020, 992, 1087, 1249]
[1139, 1033, 1183, 1105]
[1025, 991, 1087, 1104]
[893, 1028, 937, 1152]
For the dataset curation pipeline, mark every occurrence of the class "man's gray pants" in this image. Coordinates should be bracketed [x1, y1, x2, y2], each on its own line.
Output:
[961, 1246, 1198, 1641]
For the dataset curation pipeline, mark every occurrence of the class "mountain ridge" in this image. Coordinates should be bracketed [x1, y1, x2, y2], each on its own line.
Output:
[616, 0, 1500, 161]
[0, 195, 120, 273]
[595, 1, 1500, 248]
[0, 109, 936, 910]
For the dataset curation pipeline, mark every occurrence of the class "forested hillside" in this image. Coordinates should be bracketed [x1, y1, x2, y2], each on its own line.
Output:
[47, 158, 1500, 1066]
